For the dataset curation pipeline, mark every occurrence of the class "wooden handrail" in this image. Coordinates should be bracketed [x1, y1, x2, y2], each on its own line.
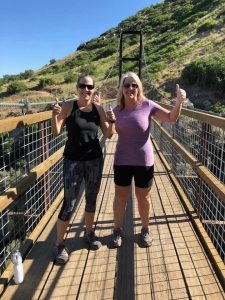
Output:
[0, 111, 52, 133]
[157, 102, 225, 130]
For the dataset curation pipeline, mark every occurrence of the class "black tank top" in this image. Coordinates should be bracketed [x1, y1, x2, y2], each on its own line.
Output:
[64, 101, 102, 161]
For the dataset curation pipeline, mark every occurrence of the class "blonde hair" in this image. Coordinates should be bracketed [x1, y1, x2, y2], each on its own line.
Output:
[116, 72, 145, 109]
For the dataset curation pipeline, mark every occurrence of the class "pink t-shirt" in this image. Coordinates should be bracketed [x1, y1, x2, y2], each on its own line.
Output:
[113, 99, 161, 166]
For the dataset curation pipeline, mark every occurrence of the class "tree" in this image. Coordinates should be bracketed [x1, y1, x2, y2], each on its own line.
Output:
[49, 59, 56, 64]
[7, 81, 27, 95]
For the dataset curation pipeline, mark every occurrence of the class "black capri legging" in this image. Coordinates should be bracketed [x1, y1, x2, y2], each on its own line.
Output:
[114, 165, 154, 188]
[58, 157, 104, 221]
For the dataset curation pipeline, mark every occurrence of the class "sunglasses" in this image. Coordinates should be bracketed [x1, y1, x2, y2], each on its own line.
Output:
[123, 83, 138, 89]
[77, 83, 94, 90]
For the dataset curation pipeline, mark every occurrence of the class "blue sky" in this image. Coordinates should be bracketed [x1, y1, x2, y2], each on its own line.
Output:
[0, 0, 160, 78]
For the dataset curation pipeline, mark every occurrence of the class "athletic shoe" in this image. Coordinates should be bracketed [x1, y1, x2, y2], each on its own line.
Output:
[140, 227, 153, 247]
[111, 228, 123, 248]
[54, 243, 69, 264]
[85, 230, 102, 250]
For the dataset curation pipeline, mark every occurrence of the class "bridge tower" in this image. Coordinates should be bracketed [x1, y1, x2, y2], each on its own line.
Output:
[119, 30, 143, 82]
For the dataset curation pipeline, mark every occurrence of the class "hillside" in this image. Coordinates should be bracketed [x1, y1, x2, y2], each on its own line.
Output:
[1, 0, 225, 118]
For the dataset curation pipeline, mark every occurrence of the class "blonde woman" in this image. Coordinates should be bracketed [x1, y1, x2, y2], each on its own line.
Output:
[110, 72, 186, 247]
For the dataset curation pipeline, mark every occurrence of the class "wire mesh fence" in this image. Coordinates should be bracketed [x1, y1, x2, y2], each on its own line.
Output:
[151, 111, 225, 262]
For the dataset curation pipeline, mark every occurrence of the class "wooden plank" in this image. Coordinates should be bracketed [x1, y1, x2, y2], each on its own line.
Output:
[132, 185, 153, 299]
[77, 136, 117, 299]
[113, 187, 136, 299]
[77, 182, 116, 299]
[154, 155, 224, 298]
[153, 155, 201, 298]
[150, 185, 188, 299]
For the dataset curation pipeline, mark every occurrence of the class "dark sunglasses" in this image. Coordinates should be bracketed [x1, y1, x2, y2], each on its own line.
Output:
[77, 83, 94, 90]
[123, 83, 138, 89]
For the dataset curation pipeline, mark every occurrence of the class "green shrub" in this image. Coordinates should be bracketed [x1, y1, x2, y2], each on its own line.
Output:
[64, 59, 77, 69]
[172, 3, 194, 22]
[19, 69, 34, 79]
[7, 81, 27, 94]
[64, 71, 77, 83]
[3, 137, 14, 154]
[149, 62, 166, 73]
[197, 20, 217, 33]
[182, 56, 225, 93]
[38, 77, 55, 89]
[3, 74, 20, 83]
[95, 45, 117, 60]
[211, 104, 225, 113]
[79, 65, 97, 76]
[78, 38, 108, 51]
[50, 65, 63, 73]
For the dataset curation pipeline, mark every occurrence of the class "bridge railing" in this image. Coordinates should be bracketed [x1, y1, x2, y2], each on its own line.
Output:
[0, 99, 224, 282]
[0, 111, 65, 275]
[151, 103, 225, 264]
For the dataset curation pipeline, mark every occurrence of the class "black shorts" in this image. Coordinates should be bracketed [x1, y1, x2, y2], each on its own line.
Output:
[114, 165, 154, 188]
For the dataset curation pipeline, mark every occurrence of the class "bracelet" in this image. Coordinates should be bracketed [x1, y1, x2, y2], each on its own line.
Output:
[109, 119, 116, 124]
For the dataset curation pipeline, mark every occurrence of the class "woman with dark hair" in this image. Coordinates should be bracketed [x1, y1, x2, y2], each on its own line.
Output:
[51, 74, 115, 263]
[110, 72, 186, 248]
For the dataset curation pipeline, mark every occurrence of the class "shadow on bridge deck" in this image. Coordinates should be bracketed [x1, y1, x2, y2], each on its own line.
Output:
[2, 136, 224, 299]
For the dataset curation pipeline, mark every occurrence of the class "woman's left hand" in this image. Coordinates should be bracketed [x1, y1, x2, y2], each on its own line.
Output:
[92, 91, 101, 105]
[176, 84, 186, 104]
[106, 103, 116, 122]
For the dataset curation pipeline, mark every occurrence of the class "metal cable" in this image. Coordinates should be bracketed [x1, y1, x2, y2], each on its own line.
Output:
[142, 40, 171, 101]
[96, 33, 121, 91]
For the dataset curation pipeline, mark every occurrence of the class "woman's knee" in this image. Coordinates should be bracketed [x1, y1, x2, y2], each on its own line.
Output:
[135, 187, 151, 202]
[115, 185, 130, 200]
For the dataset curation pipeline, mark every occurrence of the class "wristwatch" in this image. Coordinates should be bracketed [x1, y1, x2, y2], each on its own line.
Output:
[109, 119, 116, 123]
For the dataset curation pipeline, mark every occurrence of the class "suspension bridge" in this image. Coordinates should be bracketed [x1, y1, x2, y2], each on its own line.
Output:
[0, 31, 224, 299]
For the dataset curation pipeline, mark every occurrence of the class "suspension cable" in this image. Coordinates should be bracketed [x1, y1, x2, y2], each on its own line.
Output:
[142, 40, 171, 102]
[97, 32, 121, 91]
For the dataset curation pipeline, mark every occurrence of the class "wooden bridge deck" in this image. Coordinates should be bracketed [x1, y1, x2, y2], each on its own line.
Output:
[2, 135, 225, 300]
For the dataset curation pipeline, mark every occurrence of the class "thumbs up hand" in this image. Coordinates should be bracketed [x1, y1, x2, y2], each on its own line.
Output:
[106, 103, 116, 123]
[92, 90, 101, 105]
[176, 84, 186, 104]
[52, 97, 61, 115]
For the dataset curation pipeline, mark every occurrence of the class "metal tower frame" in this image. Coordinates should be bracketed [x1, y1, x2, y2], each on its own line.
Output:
[119, 30, 143, 82]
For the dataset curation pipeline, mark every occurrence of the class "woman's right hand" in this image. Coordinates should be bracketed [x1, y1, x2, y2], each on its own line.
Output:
[52, 98, 61, 115]
[176, 84, 186, 104]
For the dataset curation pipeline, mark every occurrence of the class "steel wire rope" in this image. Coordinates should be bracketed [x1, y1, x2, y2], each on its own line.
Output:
[96, 32, 121, 92]
[142, 39, 171, 102]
